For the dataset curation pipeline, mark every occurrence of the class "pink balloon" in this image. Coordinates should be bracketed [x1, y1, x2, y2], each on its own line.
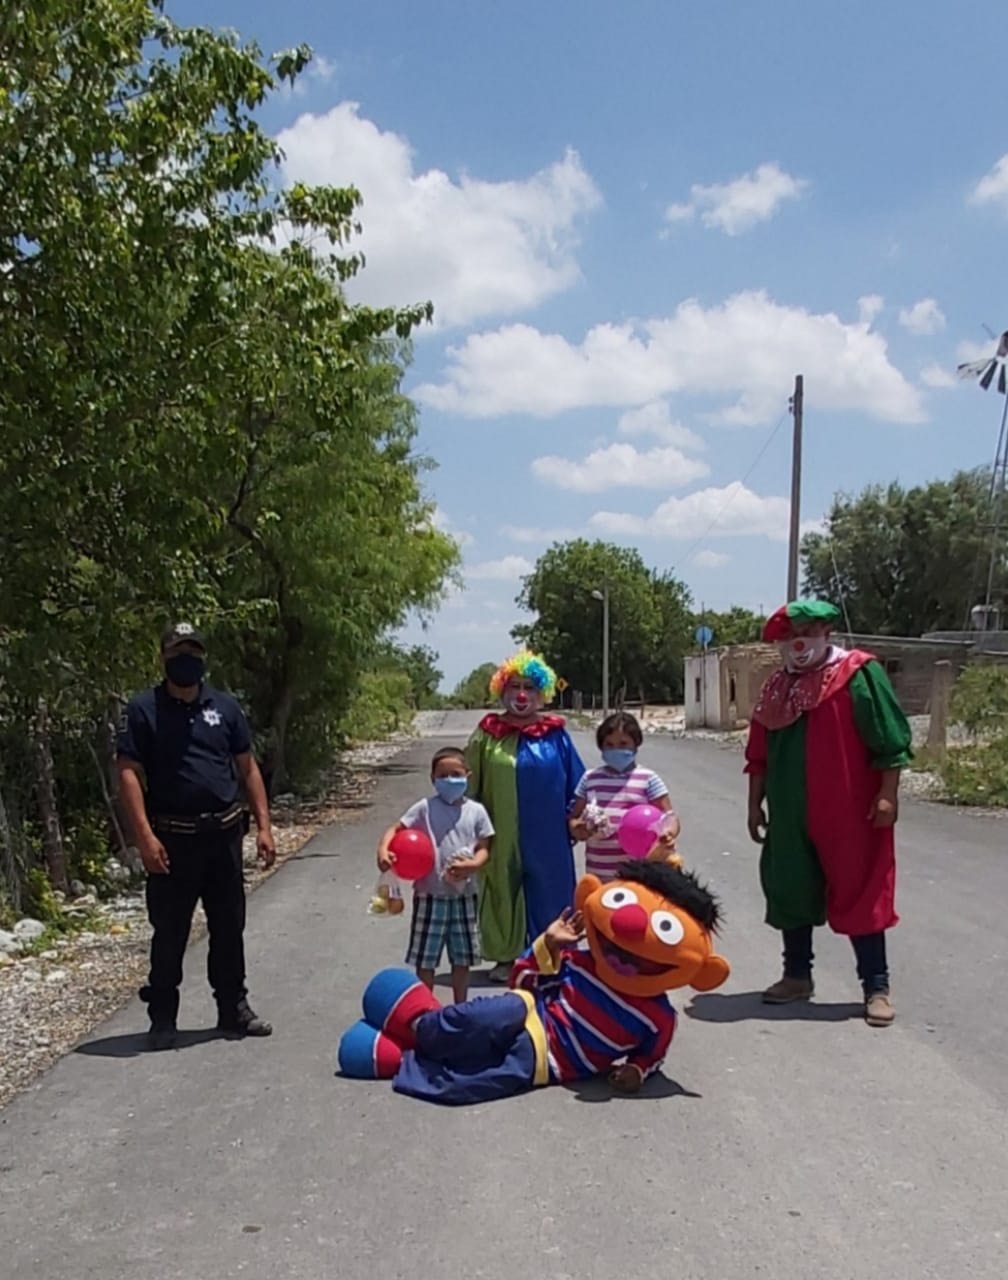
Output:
[617, 804, 664, 859]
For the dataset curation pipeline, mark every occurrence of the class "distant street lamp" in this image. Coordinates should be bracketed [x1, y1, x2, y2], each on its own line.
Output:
[591, 585, 610, 715]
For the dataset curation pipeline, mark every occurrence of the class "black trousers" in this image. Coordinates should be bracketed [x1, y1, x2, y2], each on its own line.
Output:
[141, 828, 247, 1023]
[781, 924, 890, 995]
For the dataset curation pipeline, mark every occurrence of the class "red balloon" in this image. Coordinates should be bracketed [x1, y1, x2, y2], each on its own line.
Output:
[389, 828, 436, 881]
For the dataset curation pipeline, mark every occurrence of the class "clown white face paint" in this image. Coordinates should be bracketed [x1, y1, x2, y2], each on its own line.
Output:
[501, 677, 542, 719]
[779, 632, 830, 673]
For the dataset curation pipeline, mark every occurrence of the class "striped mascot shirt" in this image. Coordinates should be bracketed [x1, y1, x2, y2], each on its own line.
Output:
[511, 943, 677, 1083]
[575, 764, 670, 881]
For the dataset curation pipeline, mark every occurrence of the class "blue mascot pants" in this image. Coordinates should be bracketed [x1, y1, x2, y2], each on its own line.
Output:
[392, 993, 537, 1106]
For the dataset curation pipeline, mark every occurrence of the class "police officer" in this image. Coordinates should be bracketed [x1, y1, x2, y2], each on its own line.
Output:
[117, 623, 276, 1049]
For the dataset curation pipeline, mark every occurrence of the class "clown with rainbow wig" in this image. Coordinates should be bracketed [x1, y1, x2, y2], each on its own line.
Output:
[465, 650, 585, 982]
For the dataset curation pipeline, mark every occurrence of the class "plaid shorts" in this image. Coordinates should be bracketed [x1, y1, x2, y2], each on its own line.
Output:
[406, 894, 481, 970]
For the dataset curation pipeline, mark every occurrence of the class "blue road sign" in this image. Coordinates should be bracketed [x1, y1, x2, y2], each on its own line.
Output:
[695, 625, 714, 649]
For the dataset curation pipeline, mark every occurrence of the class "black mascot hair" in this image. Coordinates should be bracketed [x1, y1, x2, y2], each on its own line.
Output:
[614, 859, 722, 934]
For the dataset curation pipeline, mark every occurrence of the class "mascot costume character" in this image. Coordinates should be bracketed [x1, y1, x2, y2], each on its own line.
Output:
[337, 859, 729, 1105]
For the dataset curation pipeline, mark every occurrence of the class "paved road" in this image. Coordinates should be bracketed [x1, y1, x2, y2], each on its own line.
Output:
[1, 710, 1006, 1279]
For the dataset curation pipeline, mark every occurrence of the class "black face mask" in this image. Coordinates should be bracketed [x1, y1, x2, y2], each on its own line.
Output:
[165, 653, 205, 688]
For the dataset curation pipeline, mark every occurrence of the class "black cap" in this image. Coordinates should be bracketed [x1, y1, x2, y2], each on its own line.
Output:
[160, 622, 207, 653]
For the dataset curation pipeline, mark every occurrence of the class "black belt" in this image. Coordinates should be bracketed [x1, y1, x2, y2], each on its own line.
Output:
[151, 804, 245, 836]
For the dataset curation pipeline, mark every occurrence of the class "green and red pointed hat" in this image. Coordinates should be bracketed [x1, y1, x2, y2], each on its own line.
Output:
[762, 599, 841, 642]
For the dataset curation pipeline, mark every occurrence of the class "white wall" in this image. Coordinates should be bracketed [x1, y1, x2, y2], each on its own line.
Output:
[684, 652, 722, 728]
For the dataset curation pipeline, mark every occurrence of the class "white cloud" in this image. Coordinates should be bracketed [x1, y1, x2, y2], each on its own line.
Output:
[531, 442, 709, 493]
[858, 294, 885, 325]
[466, 555, 533, 582]
[957, 337, 996, 364]
[429, 505, 475, 547]
[969, 154, 1008, 215]
[416, 290, 925, 425]
[694, 549, 730, 568]
[921, 363, 956, 389]
[590, 482, 791, 542]
[440, 618, 511, 637]
[501, 523, 579, 544]
[617, 401, 706, 450]
[664, 163, 808, 236]
[275, 103, 602, 328]
[664, 202, 695, 224]
[899, 298, 946, 336]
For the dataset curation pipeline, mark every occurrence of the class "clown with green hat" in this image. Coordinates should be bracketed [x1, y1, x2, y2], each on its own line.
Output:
[745, 599, 913, 1027]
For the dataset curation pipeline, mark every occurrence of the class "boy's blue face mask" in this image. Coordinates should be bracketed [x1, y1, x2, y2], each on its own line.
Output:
[434, 776, 468, 803]
[601, 748, 636, 772]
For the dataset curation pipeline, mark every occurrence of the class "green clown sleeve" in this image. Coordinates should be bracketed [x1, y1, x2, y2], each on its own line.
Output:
[849, 662, 914, 770]
[464, 729, 484, 800]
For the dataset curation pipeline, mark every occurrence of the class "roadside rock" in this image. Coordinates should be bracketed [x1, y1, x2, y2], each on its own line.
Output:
[106, 858, 132, 885]
[13, 919, 46, 943]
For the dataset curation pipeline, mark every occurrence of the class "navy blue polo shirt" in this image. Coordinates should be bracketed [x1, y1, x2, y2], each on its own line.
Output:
[117, 683, 253, 815]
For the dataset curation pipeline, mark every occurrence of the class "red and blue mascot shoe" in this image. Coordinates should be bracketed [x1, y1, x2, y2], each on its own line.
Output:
[337, 969, 442, 1079]
[337, 1021, 404, 1080]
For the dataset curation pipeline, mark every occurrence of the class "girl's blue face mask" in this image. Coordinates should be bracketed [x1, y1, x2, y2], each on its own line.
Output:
[602, 748, 636, 772]
[434, 775, 468, 803]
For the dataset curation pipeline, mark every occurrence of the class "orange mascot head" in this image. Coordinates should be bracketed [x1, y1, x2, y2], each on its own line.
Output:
[575, 860, 729, 999]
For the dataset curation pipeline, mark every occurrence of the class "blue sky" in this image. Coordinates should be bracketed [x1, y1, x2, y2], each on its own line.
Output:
[173, 1, 1008, 688]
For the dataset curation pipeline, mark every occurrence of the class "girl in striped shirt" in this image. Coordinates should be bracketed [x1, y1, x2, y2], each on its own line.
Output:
[569, 712, 680, 881]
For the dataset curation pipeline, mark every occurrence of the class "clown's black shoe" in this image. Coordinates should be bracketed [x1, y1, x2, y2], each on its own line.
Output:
[762, 976, 814, 1004]
[147, 1019, 177, 1051]
[217, 998, 272, 1037]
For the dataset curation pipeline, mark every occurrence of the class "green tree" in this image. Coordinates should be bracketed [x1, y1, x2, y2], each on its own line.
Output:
[801, 469, 1004, 635]
[450, 663, 498, 710]
[641, 571, 694, 701]
[690, 606, 766, 648]
[515, 540, 693, 701]
[369, 643, 444, 711]
[0, 2, 459, 897]
[182, 248, 458, 786]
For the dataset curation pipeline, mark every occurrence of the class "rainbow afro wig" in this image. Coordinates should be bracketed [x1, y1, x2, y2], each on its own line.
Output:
[489, 650, 558, 702]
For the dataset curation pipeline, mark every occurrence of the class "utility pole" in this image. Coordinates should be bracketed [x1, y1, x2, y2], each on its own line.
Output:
[982, 390, 1008, 619]
[787, 374, 804, 601]
[700, 600, 707, 728]
[591, 584, 610, 714]
[601, 584, 610, 716]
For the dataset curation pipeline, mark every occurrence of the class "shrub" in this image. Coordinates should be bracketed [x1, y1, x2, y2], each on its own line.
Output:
[939, 665, 1008, 805]
[948, 665, 1008, 741]
[341, 671, 415, 743]
[940, 740, 1008, 807]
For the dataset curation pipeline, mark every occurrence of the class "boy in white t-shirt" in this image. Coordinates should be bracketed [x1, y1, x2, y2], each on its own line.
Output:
[569, 712, 680, 881]
[377, 747, 494, 1003]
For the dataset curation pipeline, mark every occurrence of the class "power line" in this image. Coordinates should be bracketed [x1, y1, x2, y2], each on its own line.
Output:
[828, 536, 854, 637]
[672, 405, 790, 575]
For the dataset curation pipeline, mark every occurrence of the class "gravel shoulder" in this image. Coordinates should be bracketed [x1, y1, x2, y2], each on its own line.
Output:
[0, 730, 419, 1111]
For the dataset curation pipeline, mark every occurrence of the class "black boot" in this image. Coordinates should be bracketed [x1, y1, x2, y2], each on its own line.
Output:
[141, 985, 179, 1050]
[217, 997, 272, 1038]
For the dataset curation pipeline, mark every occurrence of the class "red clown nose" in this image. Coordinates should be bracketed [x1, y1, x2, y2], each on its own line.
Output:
[610, 903, 648, 940]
